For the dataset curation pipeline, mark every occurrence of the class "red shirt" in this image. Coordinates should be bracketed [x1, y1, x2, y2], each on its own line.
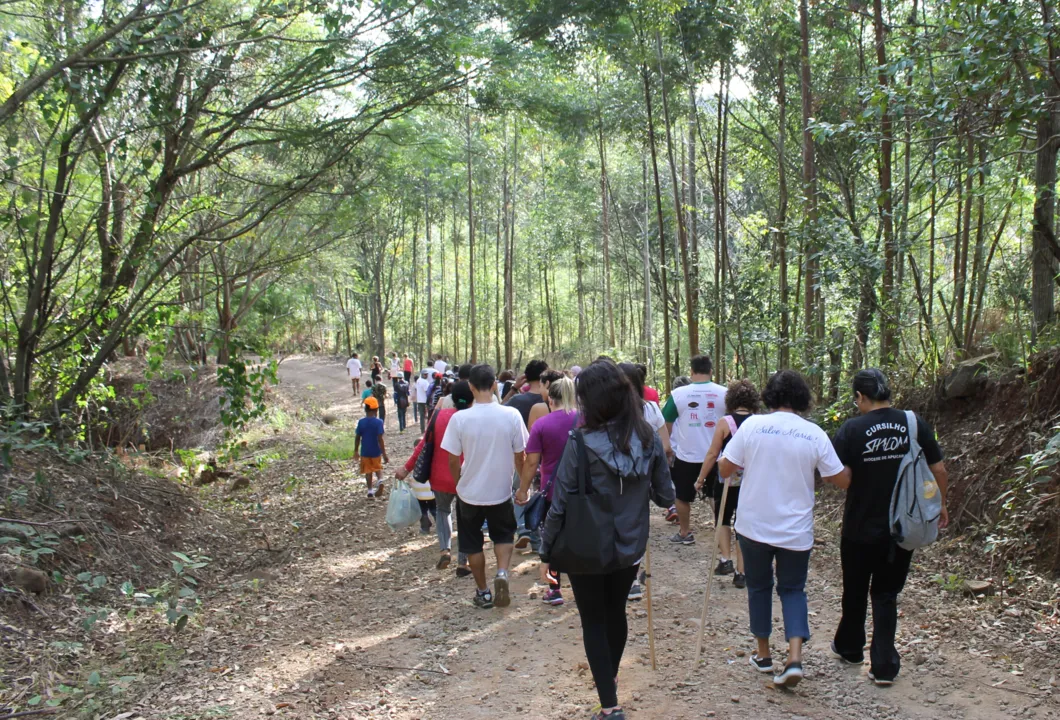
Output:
[403, 408, 460, 494]
[403, 358, 413, 373]
[643, 386, 660, 403]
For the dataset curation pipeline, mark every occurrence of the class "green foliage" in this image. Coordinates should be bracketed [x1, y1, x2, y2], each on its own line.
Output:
[314, 435, 360, 462]
[0, 526, 59, 565]
[283, 474, 307, 494]
[216, 345, 278, 459]
[120, 550, 211, 631]
[985, 427, 1060, 568]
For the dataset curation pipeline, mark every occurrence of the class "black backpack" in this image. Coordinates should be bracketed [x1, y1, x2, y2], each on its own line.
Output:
[547, 430, 615, 575]
[394, 382, 410, 409]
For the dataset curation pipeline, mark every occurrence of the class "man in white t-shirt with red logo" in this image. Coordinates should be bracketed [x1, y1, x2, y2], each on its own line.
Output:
[661, 354, 727, 545]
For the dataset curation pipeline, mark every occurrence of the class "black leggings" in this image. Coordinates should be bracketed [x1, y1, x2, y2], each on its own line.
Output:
[568, 565, 639, 709]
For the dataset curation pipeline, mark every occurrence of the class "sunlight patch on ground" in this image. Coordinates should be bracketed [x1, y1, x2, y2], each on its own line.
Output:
[322, 535, 441, 577]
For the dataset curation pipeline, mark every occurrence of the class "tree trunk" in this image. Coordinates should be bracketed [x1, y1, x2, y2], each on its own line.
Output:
[597, 106, 617, 348]
[1033, 102, 1060, 339]
[425, 189, 433, 362]
[452, 194, 460, 357]
[718, 65, 731, 381]
[656, 31, 697, 357]
[642, 153, 654, 365]
[505, 125, 519, 369]
[687, 82, 700, 355]
[777, 56, 791, 368]
[955, 134, 973, 347]
[874, 0, 898, 365]
[466, 105, 477, 362]
[642, 64, 672, 392]
[799, 0, 822, 387]
[495, 200, 502, 368]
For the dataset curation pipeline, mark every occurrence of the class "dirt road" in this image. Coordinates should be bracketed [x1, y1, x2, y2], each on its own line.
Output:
[144, 356, 1056, 720]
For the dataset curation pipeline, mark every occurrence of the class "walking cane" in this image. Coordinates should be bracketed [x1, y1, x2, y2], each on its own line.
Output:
[644, 547, 657, 671]
[693, 473, 733, 666]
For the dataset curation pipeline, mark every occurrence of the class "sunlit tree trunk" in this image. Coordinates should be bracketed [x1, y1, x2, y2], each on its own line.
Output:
[656, 31, 697, 358]
[466, 103, 477, 362]
[642, 64, 672, 392]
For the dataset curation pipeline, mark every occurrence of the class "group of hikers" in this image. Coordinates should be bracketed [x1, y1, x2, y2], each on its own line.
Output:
[343, 350, 950, 720]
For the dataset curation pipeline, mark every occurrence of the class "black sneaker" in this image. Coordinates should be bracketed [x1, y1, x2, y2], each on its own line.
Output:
[868, 671, 896, 687]
[749, 654, 773, 673]
[830, 641, 864, 665]
[714, 559, 735, 576]
[455, 564, 472, 577]
[733, 572, 746, 589]
[627, 582, 644, 601]
[774, 661, 804, 688]
[473, 590, 494, 609]
[590, 709, 626, 720]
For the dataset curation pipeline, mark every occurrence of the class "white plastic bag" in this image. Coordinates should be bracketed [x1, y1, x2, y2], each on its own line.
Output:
[385, 480, 421, 531]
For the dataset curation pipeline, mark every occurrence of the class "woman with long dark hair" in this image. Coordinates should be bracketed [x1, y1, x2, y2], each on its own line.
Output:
[540, 361, 675, 720]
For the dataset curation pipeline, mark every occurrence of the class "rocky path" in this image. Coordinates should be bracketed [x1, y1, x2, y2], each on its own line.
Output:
[143, 356, 1056, 720]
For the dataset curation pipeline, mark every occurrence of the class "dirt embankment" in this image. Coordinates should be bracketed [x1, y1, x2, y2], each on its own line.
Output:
[904, 348, 1060, 576]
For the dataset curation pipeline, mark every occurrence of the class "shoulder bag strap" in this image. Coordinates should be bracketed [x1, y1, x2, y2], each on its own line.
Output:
[905, 410, 920, 455]
[724, 415, 738, 435]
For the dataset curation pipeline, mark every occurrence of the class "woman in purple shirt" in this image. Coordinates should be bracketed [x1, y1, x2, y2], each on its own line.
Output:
[516, 377, 578, 605]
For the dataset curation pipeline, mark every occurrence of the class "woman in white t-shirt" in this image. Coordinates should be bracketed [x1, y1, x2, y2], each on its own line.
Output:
[719, 370, 850, 689]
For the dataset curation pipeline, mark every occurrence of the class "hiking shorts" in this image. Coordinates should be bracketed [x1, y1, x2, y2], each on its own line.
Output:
[457, 498, 516, 555]
[360, 456, 383, 474]
[672, 458, 706, 503]
[712, 481, 740, 527]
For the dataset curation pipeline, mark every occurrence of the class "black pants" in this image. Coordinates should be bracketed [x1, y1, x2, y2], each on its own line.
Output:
[568, 565, 639, 709]
[833, 537, 913, 680]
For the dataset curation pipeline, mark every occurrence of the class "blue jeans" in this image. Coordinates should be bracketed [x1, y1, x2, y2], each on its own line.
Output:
[512, 470, 539, 549]
[435, 491, 464, 561]
[397, 406, 407, 431]
[738, 534, 812, 642]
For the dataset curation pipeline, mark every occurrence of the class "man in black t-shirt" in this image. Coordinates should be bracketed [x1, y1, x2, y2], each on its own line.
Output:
[829, 369, 950, 687]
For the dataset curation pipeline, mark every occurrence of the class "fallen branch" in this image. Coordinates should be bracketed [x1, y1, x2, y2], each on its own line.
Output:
[0, 708, 60, 719]
[0, 517, 91, 527]
[349, 662, 450, 675]
[990, 680, 1045, 698]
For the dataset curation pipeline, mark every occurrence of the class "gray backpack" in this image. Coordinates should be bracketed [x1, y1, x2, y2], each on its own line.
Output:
[889, 410, 943, 551]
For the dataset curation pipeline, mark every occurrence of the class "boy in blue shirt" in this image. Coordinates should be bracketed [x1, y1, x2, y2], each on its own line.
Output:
[354, 397, 388, 497]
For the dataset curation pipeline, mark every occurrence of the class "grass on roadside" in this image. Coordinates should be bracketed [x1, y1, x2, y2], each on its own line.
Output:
[313, 434, 359, 461]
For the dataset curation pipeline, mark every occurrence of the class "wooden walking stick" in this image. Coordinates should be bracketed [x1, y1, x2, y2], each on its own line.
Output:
[644, 547, 657, 671]
[693, 473, 733, 666]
